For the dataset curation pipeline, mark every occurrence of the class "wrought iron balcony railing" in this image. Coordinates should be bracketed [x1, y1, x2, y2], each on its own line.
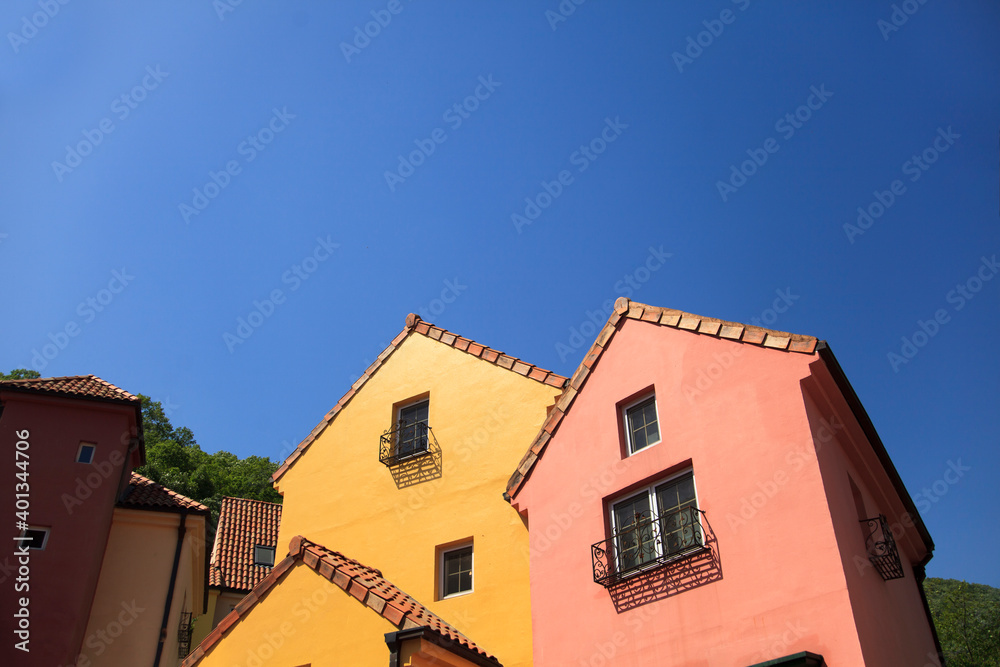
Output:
[592, 506, 710, 588]
[379, 420, 431, 467]
[178, 611, 192, 658]
[860, 514, 904, 581]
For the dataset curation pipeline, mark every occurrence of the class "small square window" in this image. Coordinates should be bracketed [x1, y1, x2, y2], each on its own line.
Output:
[21, 527, 49, 550]
[441, 544, 473, 598]
[77, 443, 96, 464]
[625, 396, 660, 455]
[253, 545, 275, 567]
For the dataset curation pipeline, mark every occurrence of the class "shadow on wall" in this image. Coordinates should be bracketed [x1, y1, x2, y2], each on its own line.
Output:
[388, 431, 443, 489]
[607, 515, 723, 613]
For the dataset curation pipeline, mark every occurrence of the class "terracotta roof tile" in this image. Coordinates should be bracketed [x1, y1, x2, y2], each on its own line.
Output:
[504, 298, 819, 501]
[273, 315, 566, 483]
[209, 497, 283, 591]
[0, 374, 139, 403]
[120, 473, 209, 514]
[182, 536, 500, 666]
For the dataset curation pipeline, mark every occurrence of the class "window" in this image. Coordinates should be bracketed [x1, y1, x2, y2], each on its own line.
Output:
[20, 527, 49, 550]
[440, 544, 473, 598]
[253, 545, 275, 567]
[76, 443, 96, 464]
[610, 472, 701, 573]
[396, 399, 429, 459]
[624, 396, 660, 455]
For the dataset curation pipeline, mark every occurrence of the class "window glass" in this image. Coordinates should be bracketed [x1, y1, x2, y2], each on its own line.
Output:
[77, 444, 96, 464]
[656, 474, 699, 555]
[398, 400, 429, 457]
[254, 545, 275, 567]
[613, 493, 656, 570]
[443, 546, 473, 597]
[626, 397, 659, 453]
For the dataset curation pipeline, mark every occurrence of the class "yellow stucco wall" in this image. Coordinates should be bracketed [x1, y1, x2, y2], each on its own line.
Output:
[275, 333, 561, 666]
[84, 509, 205, 667]
[196, 564, 394, 666]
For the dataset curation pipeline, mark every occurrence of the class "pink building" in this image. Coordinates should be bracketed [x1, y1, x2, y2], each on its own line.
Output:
[507, 299, 941, 666]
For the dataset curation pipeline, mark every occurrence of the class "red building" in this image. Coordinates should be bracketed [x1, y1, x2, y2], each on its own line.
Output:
[1, 375, 208, 667]
[507, 299, 942, 666]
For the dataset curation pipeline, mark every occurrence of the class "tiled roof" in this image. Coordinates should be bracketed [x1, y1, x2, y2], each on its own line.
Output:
[0, 374, 139, 403]
[183, 536, 501, 666]
[272, 313, 567, 483]
[505, 298, 819, 500]
[120, 473, 209, 514]
[209, 497, 282, 591]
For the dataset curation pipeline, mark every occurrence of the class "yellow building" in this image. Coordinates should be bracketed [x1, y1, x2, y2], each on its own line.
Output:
[183, 536, 502, 666]
[85, 472, 209, 667]
[186, 313, 565, 666]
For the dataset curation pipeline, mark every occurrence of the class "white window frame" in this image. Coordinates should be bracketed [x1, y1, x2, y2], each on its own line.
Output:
[20, 526, 50, 551]
[439, 542, 474, 600]
[608, 469, 701, 575]
[76, 442, 96, 464]
[622, 394, 662, 456]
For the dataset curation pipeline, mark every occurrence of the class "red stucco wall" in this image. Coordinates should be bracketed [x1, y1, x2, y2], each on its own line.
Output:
[0, 392, 137, 667]
[516, 318, 931, 665]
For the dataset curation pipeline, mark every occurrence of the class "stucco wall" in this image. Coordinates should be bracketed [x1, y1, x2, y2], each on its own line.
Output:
[516, 319, 868, 665]
[0, 393, 136, 667]
[276, 333, 561, 666]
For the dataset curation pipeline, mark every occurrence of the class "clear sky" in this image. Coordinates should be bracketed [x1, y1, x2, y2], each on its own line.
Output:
[1, 2, 997, 586]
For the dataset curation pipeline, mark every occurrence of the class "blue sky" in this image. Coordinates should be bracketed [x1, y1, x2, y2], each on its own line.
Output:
[1, 2, 997, 586]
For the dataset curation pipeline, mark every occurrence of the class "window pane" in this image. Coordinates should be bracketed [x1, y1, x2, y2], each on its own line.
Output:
[655, 475, 700, 556]
[627, 398, 659, 453]
[613, 494, 656, 570]
[443, 546, 473, 597]
[78, 445, 95, 464]
[25, 530, 46, 550]
[398, 401, 429, 456]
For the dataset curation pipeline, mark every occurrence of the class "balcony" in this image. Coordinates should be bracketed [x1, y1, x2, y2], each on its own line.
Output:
[592, 506, 714, 589]
[379, 420, 432, 468]
[860, 514, 904, 581]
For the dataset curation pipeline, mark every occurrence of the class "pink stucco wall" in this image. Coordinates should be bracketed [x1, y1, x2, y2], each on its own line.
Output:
[0, 392, 138, 667]
[515, 318, 934, 666]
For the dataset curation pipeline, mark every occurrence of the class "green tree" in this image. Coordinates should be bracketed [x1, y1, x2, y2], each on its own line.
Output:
[134, 394, 282, 522]
[0, 369, 41, 380]
[924, 577, 1000, 666]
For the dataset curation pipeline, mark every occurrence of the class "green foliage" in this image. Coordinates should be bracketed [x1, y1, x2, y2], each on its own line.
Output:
[0, 369, 41, 380]
[133, 394, 282, 523]
[924, 577, 1000, 666]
